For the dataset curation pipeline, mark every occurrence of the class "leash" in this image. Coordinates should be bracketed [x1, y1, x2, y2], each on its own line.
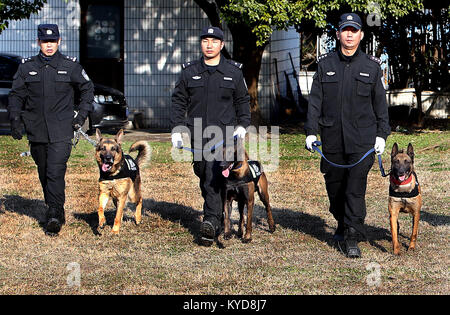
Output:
[73, 128, 97, 148]
[180, 135, 238, 153]
[312, 141, 389, 177]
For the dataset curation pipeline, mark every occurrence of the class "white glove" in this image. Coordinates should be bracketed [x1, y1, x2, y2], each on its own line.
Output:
[233, 126, 246, 139]
[374, 136, 385, 155]
[171, 132, 183, 148]
[305, 135, 317, 151]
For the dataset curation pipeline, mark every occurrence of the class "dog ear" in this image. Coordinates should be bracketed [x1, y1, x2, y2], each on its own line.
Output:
[407, 143, 414, 162]
[96, 128, 102, 142]
[391, 143, 398, 158]
[115, 129, 124, 144]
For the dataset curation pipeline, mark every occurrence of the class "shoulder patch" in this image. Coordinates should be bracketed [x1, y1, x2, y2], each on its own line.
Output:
[64, 55, 78, 62]
[367, 55, 382, 65]
[182, 60, 198, 69]
[317, 53, 330, 62]
[227, 59, 243, 69]
[21, 57, 32, 64]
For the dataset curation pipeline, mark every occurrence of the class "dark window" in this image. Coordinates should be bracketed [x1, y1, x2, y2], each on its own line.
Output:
[0, 56, 20, 81]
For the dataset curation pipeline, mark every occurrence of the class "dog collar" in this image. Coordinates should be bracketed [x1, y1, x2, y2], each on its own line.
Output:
[390, 174, 413, 186]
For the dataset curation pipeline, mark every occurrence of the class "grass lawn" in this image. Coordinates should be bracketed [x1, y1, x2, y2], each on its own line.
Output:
[0, 128, 448, 295]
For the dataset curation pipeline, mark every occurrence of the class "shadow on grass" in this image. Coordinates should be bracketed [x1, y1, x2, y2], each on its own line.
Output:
[0, 195, 48, 232]
[72, 198, 204, 242]
[143, 198, 204, 245]
[420, 211, 450, 227]
[2, 194, 410, 254]
[252, 205, 394, 254]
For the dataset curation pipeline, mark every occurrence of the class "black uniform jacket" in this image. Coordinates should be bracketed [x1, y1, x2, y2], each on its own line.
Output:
[8, 51, 94, 143]
[305, 48, 391, 153]
[170, 55, 251, 149]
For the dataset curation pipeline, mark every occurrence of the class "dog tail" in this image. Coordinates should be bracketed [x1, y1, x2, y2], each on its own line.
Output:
[129, 141, 151, 168]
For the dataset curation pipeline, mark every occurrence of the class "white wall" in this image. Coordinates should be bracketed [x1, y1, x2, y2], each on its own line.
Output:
[0, 0, 80, 59]
[260, 28, 301, 121]
[124, 0, 234, 129]
[0, 0, 300, 129]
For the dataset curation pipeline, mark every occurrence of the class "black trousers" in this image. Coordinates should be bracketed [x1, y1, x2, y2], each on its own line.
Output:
[320, 151, 375, 235]
[29, 141, 72, 221]
[193, 160, 224, 230]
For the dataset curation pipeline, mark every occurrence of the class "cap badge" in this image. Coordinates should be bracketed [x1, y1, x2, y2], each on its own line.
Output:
[208, 28, 214, 34]
[46, 29, 53, 35]
[347, 15, 353, 20]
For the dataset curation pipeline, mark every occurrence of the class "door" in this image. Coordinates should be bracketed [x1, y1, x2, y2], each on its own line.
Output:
[80, 0, 124, 92]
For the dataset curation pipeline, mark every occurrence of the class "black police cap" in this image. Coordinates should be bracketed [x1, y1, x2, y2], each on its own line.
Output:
[38, 24, 60, 41]
[200, 26, 224, 41]
[338, 13, 362, 31]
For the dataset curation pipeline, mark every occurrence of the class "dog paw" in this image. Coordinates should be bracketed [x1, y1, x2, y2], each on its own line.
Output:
[224, 232, 232, 240]
[269, 225, 276, 233]
[242, 237, 252, 243]
[98, 219, 106, 229]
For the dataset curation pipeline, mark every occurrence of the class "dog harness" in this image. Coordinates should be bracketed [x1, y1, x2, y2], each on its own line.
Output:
[99, 155, 139, 182]
[389, 172, 420, 198]
[224, 160, 263, 189]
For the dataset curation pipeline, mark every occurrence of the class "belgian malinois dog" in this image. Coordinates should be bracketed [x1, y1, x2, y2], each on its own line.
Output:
[220, 138, 275, 242]
[389, 143, 422, 255]
[95, 129, 150, 234]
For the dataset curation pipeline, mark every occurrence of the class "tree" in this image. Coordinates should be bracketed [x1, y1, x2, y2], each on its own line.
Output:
[194, 0, 423, 126]
[0, 0, 47, 33]
[373, 2, 449, 126]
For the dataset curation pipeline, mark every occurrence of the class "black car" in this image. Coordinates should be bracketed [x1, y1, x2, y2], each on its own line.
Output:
[0, 53, 129, 133]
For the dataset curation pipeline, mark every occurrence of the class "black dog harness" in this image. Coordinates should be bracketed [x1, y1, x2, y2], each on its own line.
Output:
[224, 160, 263, 189]
[389, 172, 420, 198]
[99, 155, 139, 182]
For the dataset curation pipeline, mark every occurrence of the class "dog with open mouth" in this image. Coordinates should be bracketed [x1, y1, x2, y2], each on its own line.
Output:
[220, 138, 275, 242]
[388, 143, 422, 255]
[95, 129, 150, 234]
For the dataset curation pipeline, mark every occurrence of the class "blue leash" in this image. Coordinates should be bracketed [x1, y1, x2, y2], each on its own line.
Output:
[312, 141, 389, 177]
[180, 135, 238, 153]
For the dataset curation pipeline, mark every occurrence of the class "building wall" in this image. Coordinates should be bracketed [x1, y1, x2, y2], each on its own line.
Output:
[124, 0, 233, 129]
[260, 28, 300, 123]
[0, 0, 80, 59]
[0, 0, 300, 129]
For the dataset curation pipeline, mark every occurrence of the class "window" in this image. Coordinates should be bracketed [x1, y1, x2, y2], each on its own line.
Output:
[0, 56, 20, 81]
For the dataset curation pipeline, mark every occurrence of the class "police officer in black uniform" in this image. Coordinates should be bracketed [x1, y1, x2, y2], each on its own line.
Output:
[304, 14, 390, 258]
[8, 24, 94, 235]
[171, 26, 251, 246]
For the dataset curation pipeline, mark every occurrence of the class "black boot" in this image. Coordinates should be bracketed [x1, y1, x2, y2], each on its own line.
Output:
[344, 227, 361, 258]
[45, 207, 65, 236]
[199, 220, 216, 247]
[46, 218, 62, 236]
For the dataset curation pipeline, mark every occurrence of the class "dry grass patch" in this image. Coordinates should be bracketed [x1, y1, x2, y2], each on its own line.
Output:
[0, 131, 448, 294]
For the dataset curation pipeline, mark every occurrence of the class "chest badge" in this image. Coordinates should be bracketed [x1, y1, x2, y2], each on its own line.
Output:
[326, 71, 335, 76]
[58, 70, 68, 74]
[29, 71, 38, 76]
[360, 72, 370, 77]
[192, 76, 201, 80]
[224, 77, 233, 81]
